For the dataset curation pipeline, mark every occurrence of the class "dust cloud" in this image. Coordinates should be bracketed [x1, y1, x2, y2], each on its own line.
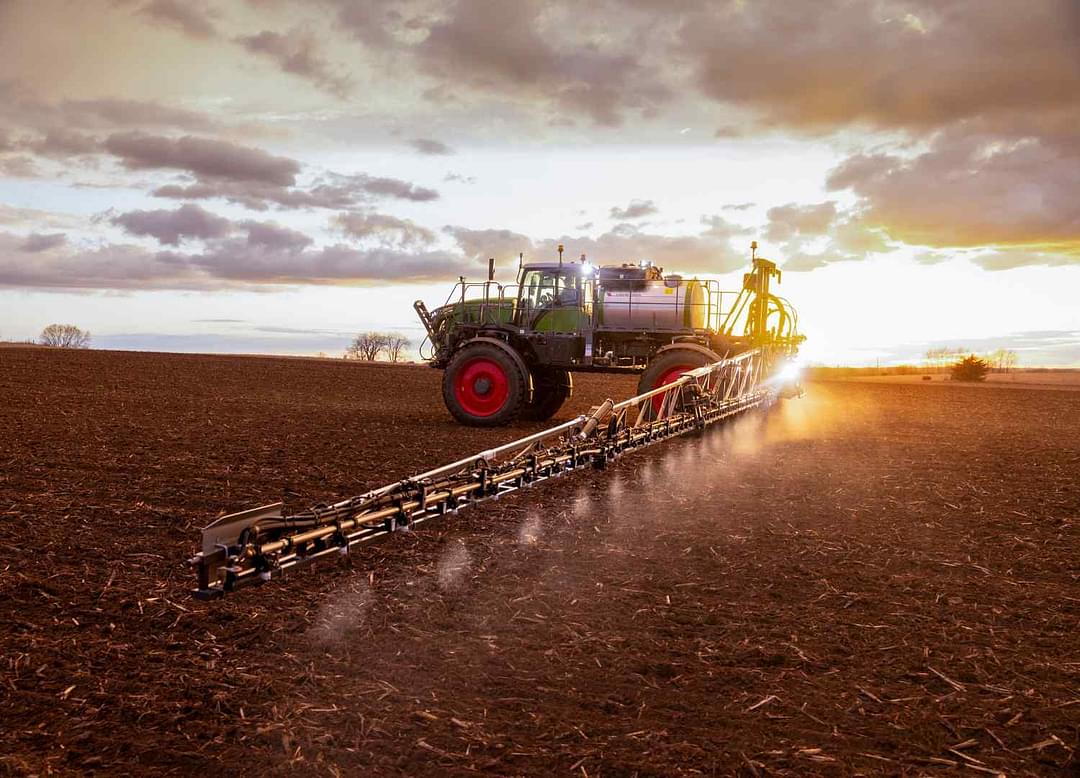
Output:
[436, 541, 472, 590]
[308, 579, 371, 648]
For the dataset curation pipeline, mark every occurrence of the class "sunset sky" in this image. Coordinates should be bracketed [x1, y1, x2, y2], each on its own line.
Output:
[1, 0, 1077, 365]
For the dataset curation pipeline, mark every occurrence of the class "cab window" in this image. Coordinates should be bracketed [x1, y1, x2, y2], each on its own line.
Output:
[520, 270, 577, 309]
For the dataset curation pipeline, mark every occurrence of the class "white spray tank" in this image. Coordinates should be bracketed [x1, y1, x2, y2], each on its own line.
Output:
[595, 263, 708, 330]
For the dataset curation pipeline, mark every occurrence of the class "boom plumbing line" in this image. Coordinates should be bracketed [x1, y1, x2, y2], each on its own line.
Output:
[189, 347, 795, 598]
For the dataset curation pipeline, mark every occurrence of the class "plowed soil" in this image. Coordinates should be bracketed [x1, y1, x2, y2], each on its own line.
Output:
[1, 348, 1077, 776]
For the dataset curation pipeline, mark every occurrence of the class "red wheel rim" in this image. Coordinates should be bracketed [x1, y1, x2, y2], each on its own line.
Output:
[651, 363, 694, 414]
[455, 357, 510, 417]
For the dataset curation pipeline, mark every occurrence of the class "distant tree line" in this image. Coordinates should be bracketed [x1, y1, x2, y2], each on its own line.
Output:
[345, 332, 412, 362]
[925, 347, 1017, 375]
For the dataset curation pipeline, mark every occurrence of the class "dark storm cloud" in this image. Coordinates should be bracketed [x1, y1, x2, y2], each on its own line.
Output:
[111, 204, 232, 245]
[104, 132, 300, 185]
[138, 0, 218, 39]
[409, 137, 454, 155]
[335, 211, 437, 248]
[237, 30, 354, 98]
[609, 199, 658, 220]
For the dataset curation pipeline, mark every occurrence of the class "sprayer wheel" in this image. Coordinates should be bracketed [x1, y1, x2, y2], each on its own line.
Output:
[637, 348, 716, 421]
[442, 343, 527, 426]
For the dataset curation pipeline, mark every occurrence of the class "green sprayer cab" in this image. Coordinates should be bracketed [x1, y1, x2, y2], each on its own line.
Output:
[415, 243, 804, 426]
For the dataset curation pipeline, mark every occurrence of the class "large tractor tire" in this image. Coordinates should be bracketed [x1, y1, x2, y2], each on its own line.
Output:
[636, 347, 718, 421]
[521, 367, 572, 422]
[442, 342, 529, 426]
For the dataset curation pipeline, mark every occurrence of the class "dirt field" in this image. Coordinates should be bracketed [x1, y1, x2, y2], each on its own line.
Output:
[827, 371, 1080, 392]
[1, 348, 1078, 776]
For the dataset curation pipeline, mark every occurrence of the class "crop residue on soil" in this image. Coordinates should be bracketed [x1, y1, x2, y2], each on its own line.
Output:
[1, 347, 1077, 775]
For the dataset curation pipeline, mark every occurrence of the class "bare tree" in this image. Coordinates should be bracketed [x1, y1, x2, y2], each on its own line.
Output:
[384, 333, 412, 363]
[925, 346, 966, 373]
[39, 324, 91, 349]
[347, 331, 388, 361]
[988, 348, 1020, 373]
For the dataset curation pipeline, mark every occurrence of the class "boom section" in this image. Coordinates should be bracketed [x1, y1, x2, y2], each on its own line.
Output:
[189, 348, 774, 599]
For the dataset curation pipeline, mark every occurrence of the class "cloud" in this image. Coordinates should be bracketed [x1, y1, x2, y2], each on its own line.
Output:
[414, 0, 671, 125]
[447, 215, 749, 274]
[238, 219, 314, 250]
[20, 232, 67, 253]
[0, 204, 86, 230]
[335, 212, 436, 248]
[0, 84, 230, 150]
[59, 98, 222, 132]
[178, 240, 470, 284]
[104, 132, 300, 185]
[237, 29, 353, 98]
[972, 249, 1077, 272]
[0, 155, 39, 177]
[409, 138, 454, 155]
[28, 129, 99, 157]
[444, 227, 532, 265]
[826, 130, 1080, 265]
[764, 202, 837, 243]
[322, 0, 403, 47]
[532, 222, 746, 274]
[0, 231, 200, 289]
[110, 204, 232, 245]
[0, 228, 474, 289]
[352, 173, 438, 202]
[138, 0, 218, 39]
[151, 167, 438, 209]
[110, 203, 316, 252]
[153, 170, 439, 211]
[881, 329, 1080, 367]
[609, 199, 658, 220]
[681, 0, 1080, 132]
[757, 201, 894, 272]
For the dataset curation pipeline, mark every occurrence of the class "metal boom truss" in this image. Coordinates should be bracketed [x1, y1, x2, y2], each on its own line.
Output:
[189, 347, 777, 598]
